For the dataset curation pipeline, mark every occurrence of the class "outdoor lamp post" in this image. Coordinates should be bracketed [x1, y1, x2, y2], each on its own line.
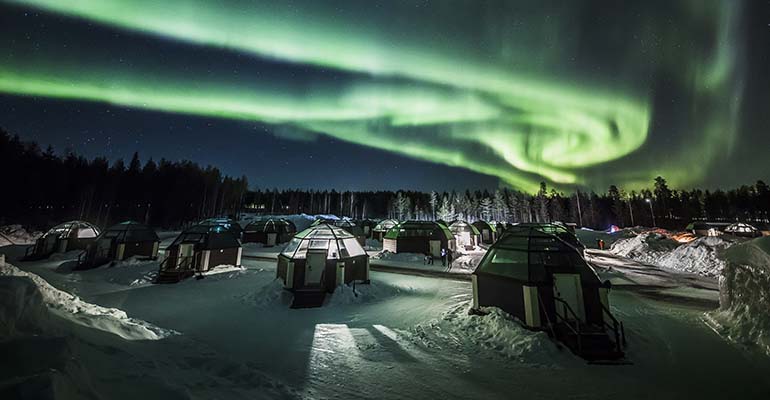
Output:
[645, 198, 656, 227]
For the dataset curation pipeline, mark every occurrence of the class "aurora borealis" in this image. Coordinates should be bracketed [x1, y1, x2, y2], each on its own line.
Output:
[1, 0, 767, 192]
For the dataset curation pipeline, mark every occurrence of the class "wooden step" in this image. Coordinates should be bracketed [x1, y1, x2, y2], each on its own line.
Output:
[554, 323, 624, 361]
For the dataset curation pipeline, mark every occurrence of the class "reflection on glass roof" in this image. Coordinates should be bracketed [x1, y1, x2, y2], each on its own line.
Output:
[281, 223, 366, 260]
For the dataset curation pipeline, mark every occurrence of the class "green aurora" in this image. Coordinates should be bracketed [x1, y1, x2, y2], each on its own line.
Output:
[0, 0, 746, 192]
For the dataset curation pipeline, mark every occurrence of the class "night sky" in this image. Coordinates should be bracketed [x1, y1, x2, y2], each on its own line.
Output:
[1, 0, 768, 192]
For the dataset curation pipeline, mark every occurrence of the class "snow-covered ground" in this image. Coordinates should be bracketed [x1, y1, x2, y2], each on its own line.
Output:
[372, 249, 485, 275]
[0, 224, 41, 246]
[0, 260, 174, 341]
[241, 242, 287, 259]
[3, 237, 770, 399]
[710, 236, 770, 356]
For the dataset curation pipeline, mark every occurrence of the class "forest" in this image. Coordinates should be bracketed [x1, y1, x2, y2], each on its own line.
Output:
[2, 128, 769, 230]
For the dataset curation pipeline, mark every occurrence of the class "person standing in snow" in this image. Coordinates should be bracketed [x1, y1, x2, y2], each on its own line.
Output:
[441, 248, 447, 266]
[447, 250, 454, 270]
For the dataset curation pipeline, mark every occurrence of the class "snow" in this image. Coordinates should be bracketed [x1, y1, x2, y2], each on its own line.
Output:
[711, 236, 770, 355]
[0, 260, 175, 341]
[364, 238, 382, 250]
[242, 241, 286, 258]
[409, 303, 569, 364]
[0, 224, 41, 246]
[657, 237, 732, 277]
[609, 231, 679, 263]
[609, 231, 737, 277]
[3, 233, 770, 398]
[373, 250, 426, 264]
[371, 249, 484, 276]
[201, 264, 247, 277]
[325, 280, 427, 306]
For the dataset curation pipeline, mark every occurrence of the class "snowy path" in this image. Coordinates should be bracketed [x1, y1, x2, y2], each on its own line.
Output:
[3, 245, 770, 399]
[586, 249, 720, 308]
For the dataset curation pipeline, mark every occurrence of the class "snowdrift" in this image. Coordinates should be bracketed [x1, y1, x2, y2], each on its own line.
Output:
[409, 302, 570, 364]
[610, 232, 736, 277]
[0, 261, 175, 341]
[0, 276, 102, 399]
[713, 236, 770, 355]
[0, 224, 41, 246]
[372, 250, 426, 264]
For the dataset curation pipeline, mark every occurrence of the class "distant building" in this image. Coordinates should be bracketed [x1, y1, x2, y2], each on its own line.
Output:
[371, 219, 398, 241]
[472, 220, 497, 245]
[724, 222, 762, 238]
[449, 220, 481, 249]
[156, 222, 242, 283]
[24, 221, 100, 260]
[383, 220, 455, 257]
[78, 221, 159, 269]
[277, 224, 369, 307]
[242, 218, 297, 246]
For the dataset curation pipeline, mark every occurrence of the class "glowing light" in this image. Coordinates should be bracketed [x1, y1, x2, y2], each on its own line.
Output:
[0, 0, 744, 191]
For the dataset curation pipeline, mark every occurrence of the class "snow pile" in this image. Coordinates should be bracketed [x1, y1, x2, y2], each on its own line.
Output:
[610, 232, 738, 277]
[0, 276, 51, 337]
[0, 276, 102, 399]
[447, 251, 485, 274]
[610, 232, 679, 264]
[0, 224, 41, 246]
[409, 302, 568, 364]
[202, 264, 246, 277]
[0, 261, 176, 340]
[372, 250, 426, 264]
[242, 279, 293, 308]
[712, 236, 770, 355]
[364, 238, 382, 250]
[326, 281, 425, 306]
[656, 236, 733, 277]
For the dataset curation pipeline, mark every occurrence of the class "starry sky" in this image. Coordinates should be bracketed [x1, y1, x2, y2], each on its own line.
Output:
[0, 0, 768, 192]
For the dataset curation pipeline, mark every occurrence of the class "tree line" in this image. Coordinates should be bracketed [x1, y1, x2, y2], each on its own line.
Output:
[0, 129, 247, 229]
[247, 179, 770, 230]
[2, 128, 768, 230]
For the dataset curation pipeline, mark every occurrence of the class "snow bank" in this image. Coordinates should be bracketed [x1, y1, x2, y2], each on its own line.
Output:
[409, 302, 569, 364]
[610, 232, 737, 277]
[372, 250, 425, 264]
[0, 261, 176, 340]
[0, 276, 50, 337]
[364, 238, 382, 251]
[202, 264, 246, 277]
[448, 251, 485, 274]
[610, 232, 678, 264]
[712, 237, 770, 355]
[0, 276, 103, 399]
[101, 257, 159, 286]
[241, 279, 293, 308]
[656, 237, 733, 277]
[0, 224, 41, 246]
